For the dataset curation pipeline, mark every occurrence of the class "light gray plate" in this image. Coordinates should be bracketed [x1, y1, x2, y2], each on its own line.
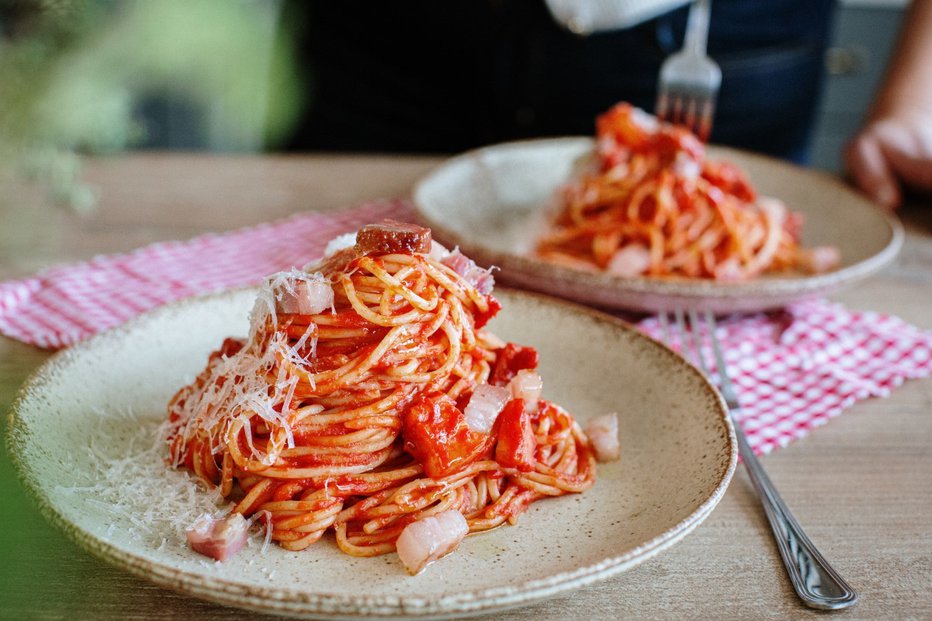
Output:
[8, 288, 735, 619]
[413, 137, 903, 313]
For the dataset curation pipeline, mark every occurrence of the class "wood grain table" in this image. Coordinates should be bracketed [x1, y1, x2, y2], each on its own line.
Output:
[1, 153, 930, 620]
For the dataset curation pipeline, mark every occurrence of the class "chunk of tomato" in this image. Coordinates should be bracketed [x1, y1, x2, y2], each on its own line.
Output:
[403, 393, 492, 479]
[490, 343, 539, 386]
[495, 399, 536, 472]
[474, 294, 501, 329]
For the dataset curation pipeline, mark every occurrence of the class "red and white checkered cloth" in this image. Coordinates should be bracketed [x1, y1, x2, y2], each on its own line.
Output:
[2, 198, 930, 455]
[639, 306, 932, 454]
[0, 199, 414, 349]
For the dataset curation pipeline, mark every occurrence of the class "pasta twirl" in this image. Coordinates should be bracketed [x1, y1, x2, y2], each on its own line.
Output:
[167, 222, 599, 568]
[537, 103, 840, 280]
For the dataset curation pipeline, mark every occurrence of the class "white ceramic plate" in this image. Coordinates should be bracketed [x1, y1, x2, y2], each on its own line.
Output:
[8, 288, 735, 619]
[413, 137, 904, 313]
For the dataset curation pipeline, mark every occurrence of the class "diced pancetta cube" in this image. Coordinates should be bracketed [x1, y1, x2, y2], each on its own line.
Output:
[441, 249, 495, 294]
[396, 510, 469, 575]
[585, 413, 620, 462]
[464, 384, 511, 433]
[186, 512, 250, 562]
[713, 257, 743, 281]
[607, 244, 651, 278]
[507, 370, 543, 412]
[673, 151, 701, 181]
[797, 245, 841, 274]
[756, 196, 788, 221]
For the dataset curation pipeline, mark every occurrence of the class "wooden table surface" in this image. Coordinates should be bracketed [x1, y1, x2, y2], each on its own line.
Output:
[1, 153, 930, 620]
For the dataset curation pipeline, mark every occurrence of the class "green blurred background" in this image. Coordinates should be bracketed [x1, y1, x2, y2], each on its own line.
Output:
[0, 0, 303, 210]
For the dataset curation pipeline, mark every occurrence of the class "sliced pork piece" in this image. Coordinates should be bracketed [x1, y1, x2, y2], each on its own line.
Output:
[186, 512, 250, 562]
[463, 384, 511, 434]
[396, 510, 469, 575]
[585, 413, 620, 462]
[355, 221, 432, 256]
[507, 369, 543, 412]
[797, 245, 841, 274]
[606, 243, 651, 278]
[440, 249, 495, 294]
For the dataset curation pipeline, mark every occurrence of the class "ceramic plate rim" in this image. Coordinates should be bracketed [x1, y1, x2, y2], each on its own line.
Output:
[7, 287, 737, 618]
[412, 136, 905, 312]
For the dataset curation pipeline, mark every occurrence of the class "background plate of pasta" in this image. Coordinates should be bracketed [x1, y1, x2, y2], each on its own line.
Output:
[8, 228, 735, 619]
[413, 105, 904, 313]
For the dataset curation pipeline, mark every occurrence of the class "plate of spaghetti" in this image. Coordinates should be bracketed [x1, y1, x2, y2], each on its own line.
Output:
[8, 223, 735, 619]
[413, 104, 903, 313]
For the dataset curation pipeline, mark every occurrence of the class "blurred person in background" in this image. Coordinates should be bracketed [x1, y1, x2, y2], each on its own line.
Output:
[844, 0, 932, 210]
[282, 0, 932, 210]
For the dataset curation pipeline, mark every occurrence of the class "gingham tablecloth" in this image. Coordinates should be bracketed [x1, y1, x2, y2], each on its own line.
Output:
[2, 199, 930, 455]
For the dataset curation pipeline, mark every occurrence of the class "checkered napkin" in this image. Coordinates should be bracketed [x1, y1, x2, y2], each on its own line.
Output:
[0, 199, 415, 349]
[639, 304, 932, 454]
[2, 198, 930, 455]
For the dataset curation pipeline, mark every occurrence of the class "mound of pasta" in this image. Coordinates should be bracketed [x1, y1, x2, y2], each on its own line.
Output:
[167, 222, 614, 573]
[537, 103, 840, 280]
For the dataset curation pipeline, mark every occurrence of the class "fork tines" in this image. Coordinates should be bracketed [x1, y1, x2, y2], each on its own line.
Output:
[655, 87, 717, 142]
[655, 0, 722, 141]
[658, 307, 860, 610]
[660, 308, 714, 378]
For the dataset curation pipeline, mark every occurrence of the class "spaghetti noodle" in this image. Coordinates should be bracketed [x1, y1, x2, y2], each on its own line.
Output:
[537, 103, 840, 280]
[167, 222, 599, 567]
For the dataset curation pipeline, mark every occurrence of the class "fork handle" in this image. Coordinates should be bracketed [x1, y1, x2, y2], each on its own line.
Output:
[684, 0, 713, 55]
[733, 424, 859, 610]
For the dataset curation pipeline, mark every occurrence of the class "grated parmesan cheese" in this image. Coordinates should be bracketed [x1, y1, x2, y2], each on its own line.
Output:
[169, 269, 342, 470]
[52, 409, 267, 559]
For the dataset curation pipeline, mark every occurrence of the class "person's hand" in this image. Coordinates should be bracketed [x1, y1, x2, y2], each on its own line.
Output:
[845, 112, 932, 210]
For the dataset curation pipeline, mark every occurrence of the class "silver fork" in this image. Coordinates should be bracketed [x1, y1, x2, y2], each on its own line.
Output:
[661, 309, 859, 610]
[655, 0, 722, 141]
